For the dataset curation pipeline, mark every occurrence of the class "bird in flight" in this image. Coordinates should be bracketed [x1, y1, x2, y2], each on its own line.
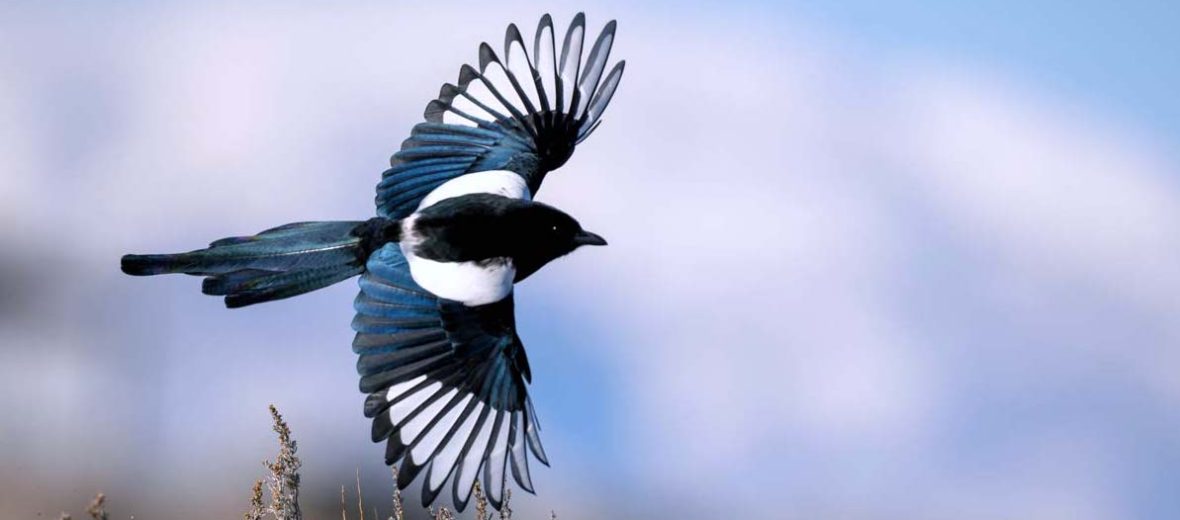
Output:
[120, 13, 623, 512]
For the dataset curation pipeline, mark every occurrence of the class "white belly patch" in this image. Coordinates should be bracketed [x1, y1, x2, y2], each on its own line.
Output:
[402, 248, 515, 306]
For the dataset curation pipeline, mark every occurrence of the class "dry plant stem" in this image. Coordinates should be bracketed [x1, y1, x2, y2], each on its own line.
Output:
[389, 467, 404, 520]
[356, 469, 365, 520]
[473, 481, 489, 520]
[245, 480, 266, 520]
[86, 493, 108, 520]
[265, 404, 302, 520]
[239, 408, 537, 520]
[498, 490, 512, 520]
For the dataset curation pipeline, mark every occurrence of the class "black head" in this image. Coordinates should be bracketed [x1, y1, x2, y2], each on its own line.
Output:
[410, 194, 606, 280]
[503, 201, 606, 279]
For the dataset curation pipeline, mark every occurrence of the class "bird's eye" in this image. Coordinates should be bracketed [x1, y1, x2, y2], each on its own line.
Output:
[551, 225, 560, 233]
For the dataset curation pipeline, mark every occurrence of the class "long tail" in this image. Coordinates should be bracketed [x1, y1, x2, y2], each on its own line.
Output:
[121, 219, 399, 308]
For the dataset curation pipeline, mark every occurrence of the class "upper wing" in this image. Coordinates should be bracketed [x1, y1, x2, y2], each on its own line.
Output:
[353, 244, 546, 511]
[376, 13, 625, 218]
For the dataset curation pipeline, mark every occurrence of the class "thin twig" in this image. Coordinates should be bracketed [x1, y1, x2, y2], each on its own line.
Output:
[356, 469, 365, 520]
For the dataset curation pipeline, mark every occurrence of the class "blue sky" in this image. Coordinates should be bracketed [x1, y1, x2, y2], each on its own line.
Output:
[779, 0, 1180, 146]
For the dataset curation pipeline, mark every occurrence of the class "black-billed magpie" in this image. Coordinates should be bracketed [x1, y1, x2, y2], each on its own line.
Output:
[120, 13, 623, 511]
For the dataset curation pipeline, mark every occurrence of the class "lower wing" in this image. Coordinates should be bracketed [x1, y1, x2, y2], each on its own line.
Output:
[353, 244, 546, 511]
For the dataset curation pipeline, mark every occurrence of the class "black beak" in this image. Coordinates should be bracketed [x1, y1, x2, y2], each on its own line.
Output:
[573, 230, 608, 246]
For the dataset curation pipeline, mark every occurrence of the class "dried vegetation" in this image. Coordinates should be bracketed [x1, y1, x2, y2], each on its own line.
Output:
[60, 405, 544, 520]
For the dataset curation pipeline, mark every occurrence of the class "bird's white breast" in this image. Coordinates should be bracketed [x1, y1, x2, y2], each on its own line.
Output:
[403, 170, 529, 306]
[401, 253, 515, 306]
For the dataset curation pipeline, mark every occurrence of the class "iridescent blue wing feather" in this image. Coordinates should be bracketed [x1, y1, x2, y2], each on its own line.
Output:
[375, 13, 625, 218]
[354, 245, 545, 511]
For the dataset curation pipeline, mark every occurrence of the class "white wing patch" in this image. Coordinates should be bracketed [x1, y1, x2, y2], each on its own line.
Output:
[416, 170, 530, 210]
[403, 170, 527, 306]
[483, 412, 511, 504]
[412, 394, 472, 463]
[400, 388, 456, 444]
[428, 401, 484, 490]
[455, 410, 497, 504]
[386, 375, 427, 402]
[391, 381, 441, 419]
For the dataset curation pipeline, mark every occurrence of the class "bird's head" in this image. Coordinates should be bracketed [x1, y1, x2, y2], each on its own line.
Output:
[504, 202, 606, 280]
[409, 194, 606, 281]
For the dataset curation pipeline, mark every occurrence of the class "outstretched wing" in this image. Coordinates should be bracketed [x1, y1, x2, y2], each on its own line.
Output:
[376, 13, 625, 218]
[353, 244, 546, 511]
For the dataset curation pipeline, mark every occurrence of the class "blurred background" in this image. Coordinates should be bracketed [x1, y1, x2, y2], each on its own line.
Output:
[2, 1, 1179, 519]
